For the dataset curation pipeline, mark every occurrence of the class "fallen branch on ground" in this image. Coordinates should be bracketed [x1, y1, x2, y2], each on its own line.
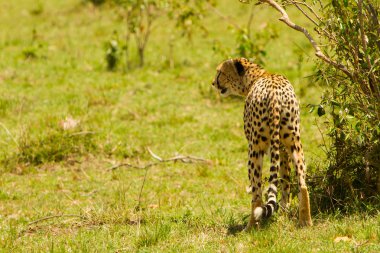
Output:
[108, 148, 212, 210]
[108, 148, 212, 171]
[17, 214, 88, 237]
[27, 214, 87, 227]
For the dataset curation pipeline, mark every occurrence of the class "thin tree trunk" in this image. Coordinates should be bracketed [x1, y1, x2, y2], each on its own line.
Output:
[138, 47, 144, 67]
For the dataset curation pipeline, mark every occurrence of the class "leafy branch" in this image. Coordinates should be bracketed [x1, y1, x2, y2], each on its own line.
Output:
[251, 0, 353, 78]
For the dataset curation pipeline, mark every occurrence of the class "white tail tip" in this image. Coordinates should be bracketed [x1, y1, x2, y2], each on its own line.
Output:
[254, 207, 264, 221]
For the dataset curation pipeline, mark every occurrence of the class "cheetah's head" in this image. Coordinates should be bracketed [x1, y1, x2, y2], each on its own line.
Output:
[212, 58, 247, 97]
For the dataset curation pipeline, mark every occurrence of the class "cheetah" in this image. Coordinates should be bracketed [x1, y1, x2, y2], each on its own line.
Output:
[212, 58, 312, 231]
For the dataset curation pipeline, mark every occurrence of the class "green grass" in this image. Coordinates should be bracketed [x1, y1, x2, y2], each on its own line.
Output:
[0, 0, 379, 252]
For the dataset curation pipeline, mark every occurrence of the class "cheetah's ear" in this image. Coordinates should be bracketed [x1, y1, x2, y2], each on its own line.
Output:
[234, 60, 245, 76]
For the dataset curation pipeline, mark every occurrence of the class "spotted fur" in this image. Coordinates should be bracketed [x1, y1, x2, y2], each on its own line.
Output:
[212, 58, 312, 230]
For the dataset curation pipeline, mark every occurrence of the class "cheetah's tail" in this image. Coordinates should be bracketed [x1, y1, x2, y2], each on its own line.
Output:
[253, 95, 281, 222]
[253, 201, 278, 221]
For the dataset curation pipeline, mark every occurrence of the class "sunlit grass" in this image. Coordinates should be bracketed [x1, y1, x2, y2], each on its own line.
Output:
[0, 0, 378, 252]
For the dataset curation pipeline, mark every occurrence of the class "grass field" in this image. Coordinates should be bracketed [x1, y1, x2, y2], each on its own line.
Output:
[0, 0, 379, 252]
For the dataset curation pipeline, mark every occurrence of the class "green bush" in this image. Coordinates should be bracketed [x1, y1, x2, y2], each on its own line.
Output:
[2, 127, 97, 170]
[311, 0, 380, 212]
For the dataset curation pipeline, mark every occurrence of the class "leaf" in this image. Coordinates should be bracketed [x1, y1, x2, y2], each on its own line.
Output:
[334, 236, 351, 243]
[344, 132, 351, 141]
[148, 204, 159, 209]
[330, 100, 340, 107]
[307, 104, 315, 113]
[355, 122, 362, 133]
[317, 105, 325, 117]
[60, 116, 80, 131]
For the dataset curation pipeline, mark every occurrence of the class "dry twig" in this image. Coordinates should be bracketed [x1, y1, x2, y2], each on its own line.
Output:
[285, 0, 322, 23]
[0, 122, 19, 147]
[240, 0, 354, 79]
[108, 148, 211, 210]
[18, 214, 87, 237]
[27, 214, 86, 227]
[207, 3, 242, 30]
[358, 0, 379, 96]
[135, 167, 149, 210]
[288, 0, 318, 26]
[108, 148, 212, 171]
[255, 0, 353, 79]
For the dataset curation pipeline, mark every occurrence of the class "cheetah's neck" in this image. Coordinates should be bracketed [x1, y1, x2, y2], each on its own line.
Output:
[243, 64, 269, 96]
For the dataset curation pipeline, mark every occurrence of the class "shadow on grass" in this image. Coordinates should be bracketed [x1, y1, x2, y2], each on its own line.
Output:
[226, 215, 275, 236]
[227, 223, 246, 235]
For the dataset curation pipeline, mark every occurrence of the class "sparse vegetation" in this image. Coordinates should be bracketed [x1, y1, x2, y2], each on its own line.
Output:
[0, 0, 378, 252]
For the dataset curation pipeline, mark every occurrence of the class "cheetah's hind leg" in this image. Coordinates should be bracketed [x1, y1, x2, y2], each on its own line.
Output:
[279, 146, 291, 212]
[289, 141, 312, 227]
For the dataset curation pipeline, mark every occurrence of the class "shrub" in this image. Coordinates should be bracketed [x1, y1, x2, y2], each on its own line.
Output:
[105, 39, 120, 71]
[311, 0, 380, 212]
[2, 126, 97, 170]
